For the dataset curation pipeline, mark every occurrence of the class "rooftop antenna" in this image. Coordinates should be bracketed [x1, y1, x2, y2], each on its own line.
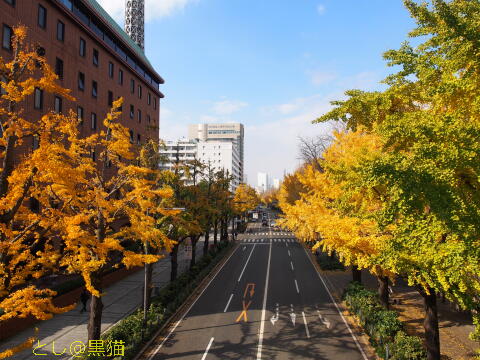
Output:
[125, 0, 145, 50]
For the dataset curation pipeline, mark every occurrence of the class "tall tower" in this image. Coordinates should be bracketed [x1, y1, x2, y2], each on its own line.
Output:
[125, 0, 145, 50]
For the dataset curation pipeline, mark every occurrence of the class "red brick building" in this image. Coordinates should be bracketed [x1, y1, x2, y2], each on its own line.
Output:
[1, 0, 163, 155]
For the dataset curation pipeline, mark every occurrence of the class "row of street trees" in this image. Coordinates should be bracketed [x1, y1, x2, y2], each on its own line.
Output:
[278, 1, 480, 360]
[0, 27, 259, 358]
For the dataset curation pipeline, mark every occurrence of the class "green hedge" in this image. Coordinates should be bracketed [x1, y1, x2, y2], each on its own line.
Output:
[343, 282, 426, 360]
[315, 251, 345, 271]
[87, 241, 233, 360]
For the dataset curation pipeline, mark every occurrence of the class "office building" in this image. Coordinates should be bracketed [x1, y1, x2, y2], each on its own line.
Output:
[1, 0, 163, 168]
[188, 123, 244, 183]
[160, 139, 198, 185]
[257, 172, 270, 193]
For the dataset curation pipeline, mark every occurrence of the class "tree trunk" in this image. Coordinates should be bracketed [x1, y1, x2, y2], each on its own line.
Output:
[377, 275, 389, 309]
[144, 262, 153, 311]
[352, 265, 362, 283]
[170, 243, 179, 282]
[190, 236, 198, 269]
[419, 287, 441, 360]
[213, 221, 218, 245]
[87, 274, 103, 341]
[203, 228, 210, 256]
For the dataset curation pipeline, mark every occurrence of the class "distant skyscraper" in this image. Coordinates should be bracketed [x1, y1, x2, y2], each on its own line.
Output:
[273, 179, 280, 190]
[258, 172, 270, 193]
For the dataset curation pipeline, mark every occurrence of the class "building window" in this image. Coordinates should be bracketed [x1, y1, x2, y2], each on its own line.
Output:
[92, 81, 97, 98]
[129, 105, 134, 119]
[153, 97, 157, 110]
[91, 112, 97, 130]
[137, 85, 142, 99]
[91, 149, 96, 161]
[137, 134, 141, 144]
[77, 106, 84, 124]
[129, 130, 134, 143]
[147, 114, 150, 123]
[130, 79, 135, 94]
[78, 72, 85, 91]
[147, 93, 151, 105]
[4, 0, 15, 7]
[137, 109, 141, 123]
[32, 135, 39, 150]
[2, 25, 12, 50]
[108, 62, 114, 78]
[38, 5, 47, 29]
[93, 48, 99, 67]
[108, 91, 113, 107]
[34, 88, 43, 110]
[56, 21, 65, 42]
[118, 69, 123, 85]
[54, 96, 62, 113]
[79, 38, 86, 57]
[54, 58, 64, 80]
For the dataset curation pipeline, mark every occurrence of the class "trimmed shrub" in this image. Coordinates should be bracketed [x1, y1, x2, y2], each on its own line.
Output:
[89, 240, 233, 360]
[343, 282, 426, 360]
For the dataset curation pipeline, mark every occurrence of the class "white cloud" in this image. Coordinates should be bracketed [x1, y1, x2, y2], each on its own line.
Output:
[317, 4, 326, 15]
[212, 100, 248, 115]
[245, 92, 344, 185]
[97, 0, 198, 24]
[308, 69, 336, 86]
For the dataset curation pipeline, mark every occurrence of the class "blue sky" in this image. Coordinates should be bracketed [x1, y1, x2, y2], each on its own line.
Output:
[99, 0, 416, 186]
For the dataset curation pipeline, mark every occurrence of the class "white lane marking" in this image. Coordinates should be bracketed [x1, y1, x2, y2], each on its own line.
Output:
[146, 246, 239, 360]
[286, 243, 289, 248]
[238, 244, 256, 282]
[256, 241, 272, 360]
[290, 261, 294, 271]
[303, 247, 369, 360]
[201, 337, 214, 360]
[302, 311, 310, 338]
[288, 250, 291, 257]
[224, 294, 234, 313]
[295, 279, 300, 293]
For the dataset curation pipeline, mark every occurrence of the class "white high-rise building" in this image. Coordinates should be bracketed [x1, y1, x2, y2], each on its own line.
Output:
[257, 172, 270, 193]
[273, 178, 280, 190]
[188, 123, 244, 186]
[160, 139, 199, 185]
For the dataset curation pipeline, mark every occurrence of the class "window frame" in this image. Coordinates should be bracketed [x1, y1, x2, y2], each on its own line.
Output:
[91, 112, 97, 130]
[108, 62, 114, 78]
[34, 87, 43, 110]
[78, 72, 85, 91]
[2, 24, 12, 50]
[54, 96, 62, 113]
[38, 5, 47, 29]
[118, 69, 123, 85]
[92, 48, 99, 67]
[92, 80, 97, 98]
[77, 105, 84, 124]
[55, 57, 64, 80]
[56, 20, 65, 42]
[79, 37, 86, 57]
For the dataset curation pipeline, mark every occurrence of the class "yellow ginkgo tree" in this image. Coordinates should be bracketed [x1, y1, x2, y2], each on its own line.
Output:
[0, 26, 77, 358]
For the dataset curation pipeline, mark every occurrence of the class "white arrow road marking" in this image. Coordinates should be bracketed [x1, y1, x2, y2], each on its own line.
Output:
[317, 310, 331, 329]
[201, 337, 214, 360]
[302, 311, 310, 338]
[289, 304, 296, 326]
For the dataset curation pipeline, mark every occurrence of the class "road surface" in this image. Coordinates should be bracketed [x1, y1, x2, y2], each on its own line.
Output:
[143, 216, 368, 360]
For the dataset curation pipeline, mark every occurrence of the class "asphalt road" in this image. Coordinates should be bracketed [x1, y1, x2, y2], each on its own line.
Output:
[144, 216, 368, 360]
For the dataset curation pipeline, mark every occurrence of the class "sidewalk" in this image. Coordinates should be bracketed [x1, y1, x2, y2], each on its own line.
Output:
[0, 239, 207, 360]
[319, 265, 478, 360]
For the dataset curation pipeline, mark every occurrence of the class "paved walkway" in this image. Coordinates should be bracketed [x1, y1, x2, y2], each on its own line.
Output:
[0, 239, 210, 360]
[320, 265, 478, 360]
